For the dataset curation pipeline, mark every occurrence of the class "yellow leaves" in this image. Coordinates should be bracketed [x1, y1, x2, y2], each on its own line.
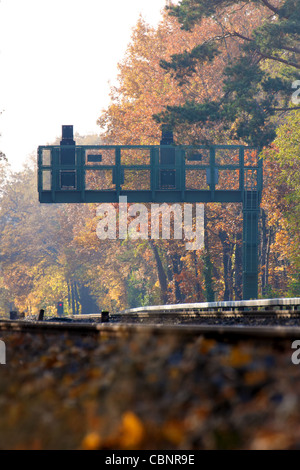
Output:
[14, 438, 43, 450]
[4, 327, 300, 451]
[198, 338, 216, 354]
[222, 345, 252, 368]
[244, 369, 267, 386]
[81, 412, 187, 450]
[250, 431, 292, 450]
[80, 411, 145, 450]
[7, 403, 23, 427]
[81, 432, 102, 450]
[85, 368, 102, 380]
[162, 420, 184, 446]
[119, 411, 145, 449]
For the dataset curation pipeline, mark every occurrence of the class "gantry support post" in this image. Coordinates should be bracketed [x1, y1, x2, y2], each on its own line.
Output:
[242, 190, 260, 300]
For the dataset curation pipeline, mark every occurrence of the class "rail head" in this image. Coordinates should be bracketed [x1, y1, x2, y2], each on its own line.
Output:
[121, 298, 300, 315]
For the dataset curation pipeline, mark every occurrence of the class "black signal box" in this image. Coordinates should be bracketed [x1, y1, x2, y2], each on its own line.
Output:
[57, 302, 64, 315]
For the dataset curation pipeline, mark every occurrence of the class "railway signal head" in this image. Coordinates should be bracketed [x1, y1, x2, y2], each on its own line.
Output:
[57, 302, 64, 315]
[60, 125, 75, 145]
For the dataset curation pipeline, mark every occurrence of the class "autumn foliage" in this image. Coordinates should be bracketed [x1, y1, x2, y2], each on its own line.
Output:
[0, 3, 299, 316]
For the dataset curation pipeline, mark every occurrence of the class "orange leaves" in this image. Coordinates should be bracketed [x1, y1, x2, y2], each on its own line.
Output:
[221, 345, 252, 368]
[250, 431, 293, 451]
[161, 419, 185, 446]
[81, 432, 102, 450]
[244, 369, 267, 387]
[3, 328, 300, 450]
[120, 411, 145, 449]
[97, 13, 229, 145]
[81, 411, 145, 450]
[198, 338, 217, 355]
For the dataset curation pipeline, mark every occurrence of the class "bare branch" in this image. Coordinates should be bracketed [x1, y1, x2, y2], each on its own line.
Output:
[260, 0, 286, 17]
[281, 45, 300, 54]
[231, 31, 300, 57]
[257, 51, 300, 69]
[272, 106, 300, 111]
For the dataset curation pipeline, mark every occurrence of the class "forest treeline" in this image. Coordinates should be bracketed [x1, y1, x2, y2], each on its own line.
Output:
[0, 0, 299, 316]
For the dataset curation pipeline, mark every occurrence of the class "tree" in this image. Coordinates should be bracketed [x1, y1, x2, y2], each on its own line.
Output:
[0, 162, 64, 314]
[261, 110, 300, 296]
[96, 14, 254, 302]
[0, 158, 103, 316]
[154, 0, 300, 147]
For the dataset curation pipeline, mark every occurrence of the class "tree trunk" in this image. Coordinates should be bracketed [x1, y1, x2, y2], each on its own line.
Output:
[67, 281, 71, 311]
[219, 230, 233, 301]
[71, 281, 76, 315]
[193, 251, 204, 300]
[149, 240, 168, 304]
[260, 209, 272, 296]
[203, 251, 215, 302]
[203, 207, 215, 302]
[78, 284, 99, 314]
[234, 231, 243, 300]
[171, 251, 184, 303]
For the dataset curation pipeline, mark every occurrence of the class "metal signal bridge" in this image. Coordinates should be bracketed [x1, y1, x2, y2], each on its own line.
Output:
[38, 125, 263, 300]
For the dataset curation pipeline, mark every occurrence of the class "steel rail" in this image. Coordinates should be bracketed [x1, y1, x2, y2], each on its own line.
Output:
[121, 298, 300, 314]
[1, 298, 299, 341]
[73, 309, 300, 320]
[1, 318, 300, 340]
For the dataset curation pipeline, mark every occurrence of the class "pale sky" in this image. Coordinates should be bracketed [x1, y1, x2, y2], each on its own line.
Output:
[0, 0, 169, 170]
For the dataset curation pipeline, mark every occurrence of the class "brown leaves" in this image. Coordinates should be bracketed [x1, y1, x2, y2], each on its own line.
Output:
[0, 329, 300, 450]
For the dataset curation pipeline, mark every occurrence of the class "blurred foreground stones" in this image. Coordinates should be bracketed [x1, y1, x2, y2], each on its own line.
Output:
[0, 329, 300, 450]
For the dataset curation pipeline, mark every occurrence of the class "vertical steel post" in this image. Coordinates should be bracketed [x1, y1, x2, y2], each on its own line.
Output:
[242, 185, 259, 300]
[209, 146, 215, 201]
[150, 147, 156, 200]
[115, 147, 121, 197]
[242, 151, 263, 300]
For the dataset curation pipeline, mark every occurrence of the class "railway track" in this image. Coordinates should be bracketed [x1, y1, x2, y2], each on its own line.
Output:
[1, 297, 300, 340]
[1, 298, 300, 450]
